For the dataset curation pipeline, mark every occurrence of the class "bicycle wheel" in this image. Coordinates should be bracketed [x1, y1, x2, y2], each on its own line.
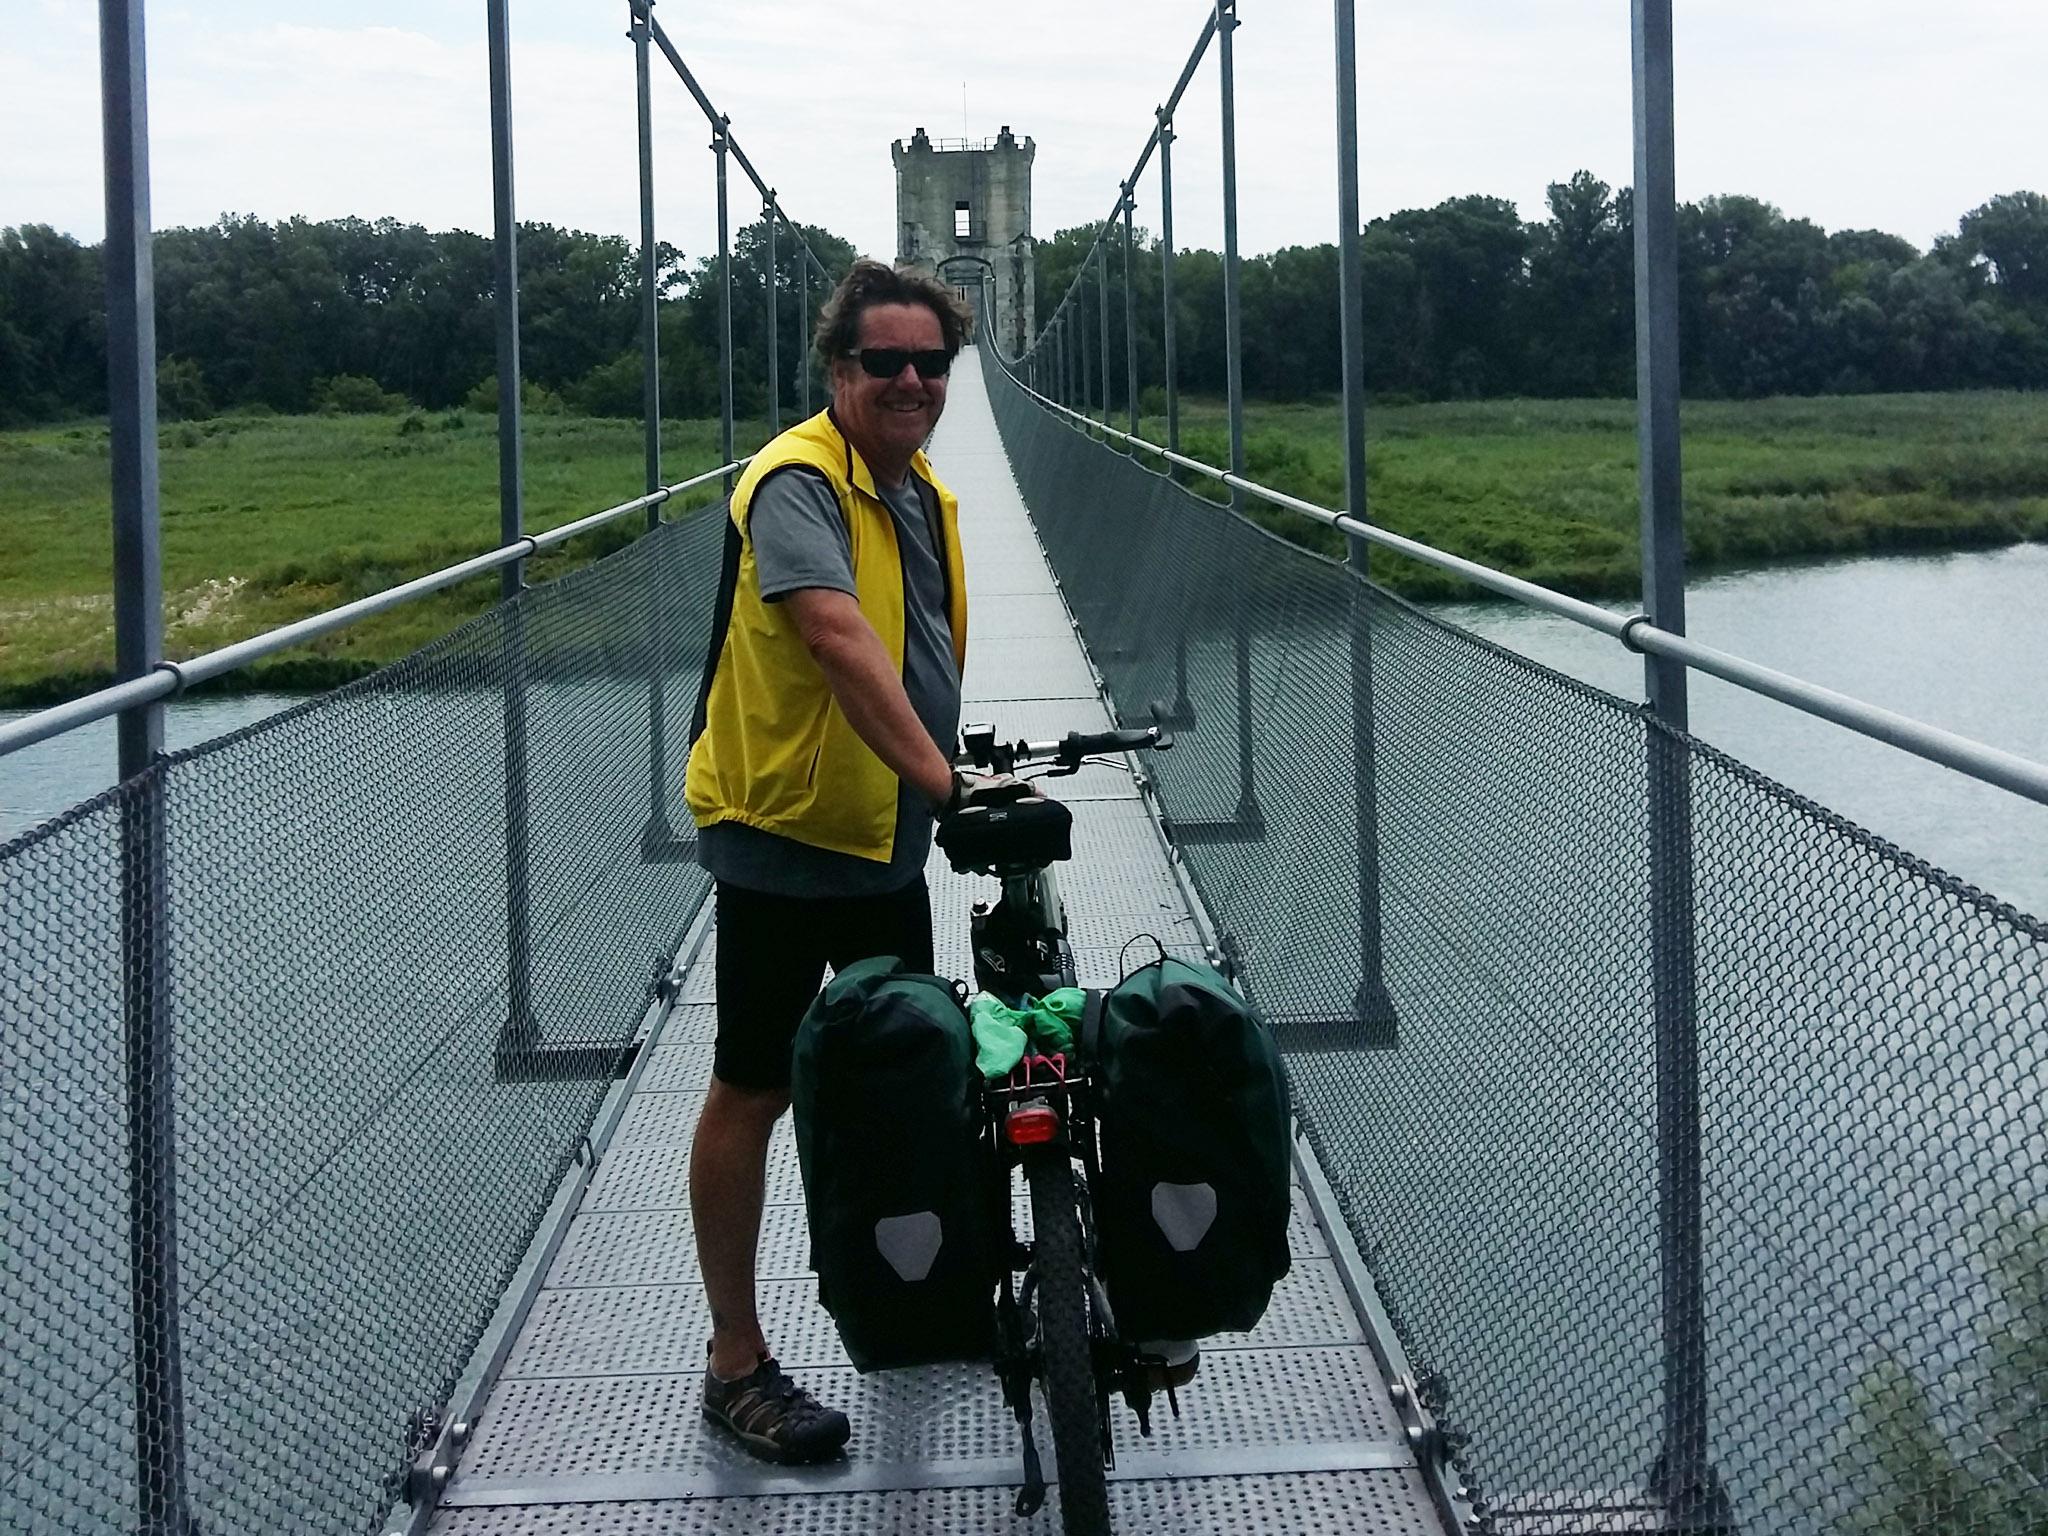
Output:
[1027, 1148, 1112, 1535]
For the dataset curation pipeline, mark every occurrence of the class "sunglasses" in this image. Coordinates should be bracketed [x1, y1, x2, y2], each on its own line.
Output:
[852, 347, 952, 381]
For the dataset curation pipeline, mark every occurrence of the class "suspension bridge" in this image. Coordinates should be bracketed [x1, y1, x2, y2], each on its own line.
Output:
[4, 4, 2045, 1536]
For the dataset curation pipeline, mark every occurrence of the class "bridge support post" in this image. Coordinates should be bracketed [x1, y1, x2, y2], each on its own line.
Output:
[714, 118, 735, 495]
[1155, 110, 1195, 725]
[1332, 0, 1396, 1043]
[1633, 2, 1728, 1527]
[1122, 188, 1138, 444]
[630, 0, 689, 867]
[765, 198, 779, 436]
[634, 2, 660, 508]
[1067, 309, 1076, 411]
[487, 0, 540, 1068]
[1079, 277, 1094, 426]
[101, 2, 196, 1526]
[1060, 310, 1072, 409]
[1096, 243, 1112, 427]
[1216, 0, 1262, 834]
[1157, 112, 1180, 457]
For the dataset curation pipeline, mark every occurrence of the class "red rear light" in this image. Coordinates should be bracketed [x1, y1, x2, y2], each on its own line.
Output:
[1006, 1104, 1060, 1146]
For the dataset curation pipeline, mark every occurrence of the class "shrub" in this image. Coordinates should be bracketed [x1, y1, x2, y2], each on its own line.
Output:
[313, 374, 409, 414]
[569, 352, 645, 419]
[157, 356, 214, 421]
[397, 410, 427, 436]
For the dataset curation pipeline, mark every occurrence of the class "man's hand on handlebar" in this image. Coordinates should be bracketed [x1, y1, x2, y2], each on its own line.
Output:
[941, 769, 1039, 818]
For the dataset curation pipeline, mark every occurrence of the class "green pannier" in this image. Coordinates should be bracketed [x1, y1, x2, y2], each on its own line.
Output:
[792, 955, 1001, 1371]
[1086, 957, 1292, 1341]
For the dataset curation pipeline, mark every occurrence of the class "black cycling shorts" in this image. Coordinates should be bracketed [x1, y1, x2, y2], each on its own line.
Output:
[711, 875, 935, 1092]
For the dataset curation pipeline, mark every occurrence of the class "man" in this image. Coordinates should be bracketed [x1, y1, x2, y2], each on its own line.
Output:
[683, 260, 983, 1463]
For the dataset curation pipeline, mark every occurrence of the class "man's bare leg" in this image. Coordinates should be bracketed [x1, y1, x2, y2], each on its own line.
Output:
[691, 1075, 789, 1378]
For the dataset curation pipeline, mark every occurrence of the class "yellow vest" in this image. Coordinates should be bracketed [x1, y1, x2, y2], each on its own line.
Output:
[684, 410, 969, 862]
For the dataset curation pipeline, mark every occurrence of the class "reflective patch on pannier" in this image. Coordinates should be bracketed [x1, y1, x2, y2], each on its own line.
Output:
[1150, 1182, 1218, 1253]
[874, 1212, 944, 1283]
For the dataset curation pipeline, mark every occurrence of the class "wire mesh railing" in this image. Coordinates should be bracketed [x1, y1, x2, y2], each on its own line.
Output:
[982, 340, 2048, 1536]
[0, 507, 725, 1535]
[2, 2, 851, 1529]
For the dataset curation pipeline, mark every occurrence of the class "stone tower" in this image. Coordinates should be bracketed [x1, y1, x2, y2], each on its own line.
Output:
[892, 125, 1036, 357]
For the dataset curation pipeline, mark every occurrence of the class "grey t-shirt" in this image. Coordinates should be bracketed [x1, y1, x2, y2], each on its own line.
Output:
[699, 465, 962, 897]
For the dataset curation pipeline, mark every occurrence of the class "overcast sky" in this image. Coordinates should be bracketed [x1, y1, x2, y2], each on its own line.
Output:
[4, 0, 2042, 266]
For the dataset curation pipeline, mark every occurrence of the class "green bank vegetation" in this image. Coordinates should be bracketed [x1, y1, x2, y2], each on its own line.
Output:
[1113, 389, 2048, 601]
[0, 408, 744, 706]
[5, 183, 2047, 704]
[1835, 1210, 2046, 1535]
[5, 390, 2047, 706]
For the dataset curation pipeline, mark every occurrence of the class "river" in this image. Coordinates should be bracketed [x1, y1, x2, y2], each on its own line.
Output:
[1432, 540, 2048, 920]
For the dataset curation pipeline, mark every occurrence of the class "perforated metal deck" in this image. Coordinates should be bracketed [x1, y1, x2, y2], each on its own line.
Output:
[426, 354, 1451, 1535]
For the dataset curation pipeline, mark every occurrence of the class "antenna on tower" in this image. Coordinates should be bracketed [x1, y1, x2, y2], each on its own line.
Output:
[962, 81, 968, 140]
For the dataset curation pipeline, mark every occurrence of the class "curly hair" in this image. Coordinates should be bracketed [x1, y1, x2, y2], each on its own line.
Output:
[812, 260, 974, 373]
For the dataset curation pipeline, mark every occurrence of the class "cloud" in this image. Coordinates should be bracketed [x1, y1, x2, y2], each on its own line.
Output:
[4, 0, 2042, 263]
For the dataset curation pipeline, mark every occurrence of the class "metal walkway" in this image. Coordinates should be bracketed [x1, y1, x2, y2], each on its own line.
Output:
[426, 353, 1450, 1535]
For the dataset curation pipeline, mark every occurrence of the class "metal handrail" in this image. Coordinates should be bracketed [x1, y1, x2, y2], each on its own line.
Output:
[0, 458, 748, 762]
[986, 346, 2048, 811]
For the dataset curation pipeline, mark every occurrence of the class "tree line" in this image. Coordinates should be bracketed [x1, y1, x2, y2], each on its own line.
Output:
[2, 177, 2044, 428]
[0, 212, 857, 427]
[1034, 177, 2048, 404]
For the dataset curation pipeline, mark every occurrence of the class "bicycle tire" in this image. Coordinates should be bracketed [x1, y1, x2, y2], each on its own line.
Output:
[1027, 1149, 1113, 1535]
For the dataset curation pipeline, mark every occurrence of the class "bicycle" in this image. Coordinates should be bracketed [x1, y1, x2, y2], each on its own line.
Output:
[935, 716, 1177, 1535]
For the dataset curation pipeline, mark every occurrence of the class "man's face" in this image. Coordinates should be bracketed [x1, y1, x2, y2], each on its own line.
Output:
[831, 302, 948, 471]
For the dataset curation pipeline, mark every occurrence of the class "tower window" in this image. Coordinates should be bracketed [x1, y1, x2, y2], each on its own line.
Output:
[954, 202, 972, 239]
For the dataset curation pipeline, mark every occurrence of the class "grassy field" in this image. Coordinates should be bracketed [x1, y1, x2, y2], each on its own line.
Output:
[0, 409, 755, 705]
[4, 392, 2046, 705]
[1148, 390, 2048, 600]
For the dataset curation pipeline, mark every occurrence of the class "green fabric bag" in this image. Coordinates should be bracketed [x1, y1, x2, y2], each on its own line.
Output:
[791, 956, 1000, 1371]
[1085, 957, 1293, 1341]
[968, 987, 1086, 1077]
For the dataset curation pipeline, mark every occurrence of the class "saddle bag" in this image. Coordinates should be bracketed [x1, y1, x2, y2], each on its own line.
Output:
[1085, 957, 1293, 1341]
[792, 955, 1001, 1370]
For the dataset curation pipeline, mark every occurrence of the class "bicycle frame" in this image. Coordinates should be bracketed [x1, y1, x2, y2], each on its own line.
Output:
[941, 716, 1177, 1528]
[970, 865, 1073, 1003]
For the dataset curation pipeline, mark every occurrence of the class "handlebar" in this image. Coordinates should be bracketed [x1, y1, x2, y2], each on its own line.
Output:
[956, 717, 1174, 777]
